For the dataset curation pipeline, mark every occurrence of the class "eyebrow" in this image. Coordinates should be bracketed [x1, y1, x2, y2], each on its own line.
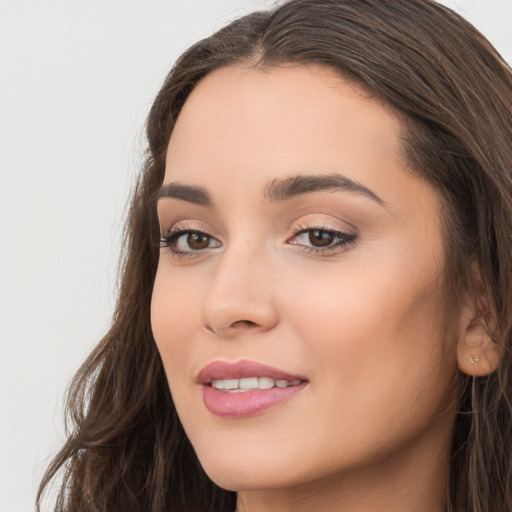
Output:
[156, 183, 213, 207]
[264, 173, 384, 205]
[156, 173, 385, 207]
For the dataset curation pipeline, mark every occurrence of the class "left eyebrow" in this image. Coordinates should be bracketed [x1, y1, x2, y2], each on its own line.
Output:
[264, 173, 385, 206]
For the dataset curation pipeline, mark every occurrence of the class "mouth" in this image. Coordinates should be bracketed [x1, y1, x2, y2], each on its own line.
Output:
[197, 359, 308, 417]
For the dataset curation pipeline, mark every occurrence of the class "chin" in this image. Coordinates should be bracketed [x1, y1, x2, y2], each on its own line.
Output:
[203, 465, 294, 493]
[194, 442, 306, 492]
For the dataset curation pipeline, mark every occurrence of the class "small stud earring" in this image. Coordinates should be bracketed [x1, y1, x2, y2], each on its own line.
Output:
[470, 355, 480, 364]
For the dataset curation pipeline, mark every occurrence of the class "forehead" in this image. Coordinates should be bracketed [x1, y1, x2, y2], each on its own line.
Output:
[164, 64, 406, 191]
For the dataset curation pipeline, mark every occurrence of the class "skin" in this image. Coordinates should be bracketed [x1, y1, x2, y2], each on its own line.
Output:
[151, 64, 471, 512]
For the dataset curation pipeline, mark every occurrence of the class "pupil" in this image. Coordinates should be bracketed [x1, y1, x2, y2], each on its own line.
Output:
[309, 230, 333, 247]
[187, 233, 209, 249]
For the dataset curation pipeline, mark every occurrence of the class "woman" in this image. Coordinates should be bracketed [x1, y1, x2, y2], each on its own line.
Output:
[37, 1, 512, 511]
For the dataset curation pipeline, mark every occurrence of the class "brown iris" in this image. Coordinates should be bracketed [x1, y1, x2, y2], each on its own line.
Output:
[309, 230, 334, 247]
[187, 232, 210, 250]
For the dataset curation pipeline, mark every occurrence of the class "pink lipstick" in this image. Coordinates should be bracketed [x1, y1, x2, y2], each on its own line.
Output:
[198, 360, 307, 418]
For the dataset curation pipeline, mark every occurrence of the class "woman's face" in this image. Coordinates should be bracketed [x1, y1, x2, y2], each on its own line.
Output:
[151, 65, 460, 497]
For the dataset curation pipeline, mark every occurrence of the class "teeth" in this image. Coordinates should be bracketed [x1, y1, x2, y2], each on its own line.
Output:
[258, 377, 274, 389]
[223, 379, 239, 390]
[239, 377, 259, 390]
[210, 377, 302, 392]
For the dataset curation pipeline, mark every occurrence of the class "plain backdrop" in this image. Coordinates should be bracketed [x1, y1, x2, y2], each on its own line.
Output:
[0, 1, 510, 510]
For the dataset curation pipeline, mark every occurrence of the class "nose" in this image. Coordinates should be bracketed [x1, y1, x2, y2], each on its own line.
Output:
[200, 247, 279, 338]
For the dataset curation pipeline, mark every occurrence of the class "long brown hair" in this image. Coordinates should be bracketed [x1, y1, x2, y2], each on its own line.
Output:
[37, 1, 512, 511]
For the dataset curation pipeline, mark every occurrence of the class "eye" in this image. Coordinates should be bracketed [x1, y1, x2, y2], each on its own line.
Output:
[159, 226, 222, 257]
[287, 225, 357, 255]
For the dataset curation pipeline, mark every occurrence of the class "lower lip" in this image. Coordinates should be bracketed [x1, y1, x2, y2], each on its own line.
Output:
[202, 383, 307, 418]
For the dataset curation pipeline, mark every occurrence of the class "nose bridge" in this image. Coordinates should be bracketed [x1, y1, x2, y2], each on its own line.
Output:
[200, 236, 279, 336]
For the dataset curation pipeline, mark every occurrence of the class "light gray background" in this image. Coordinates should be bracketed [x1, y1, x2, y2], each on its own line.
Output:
[0, 1, 510, 510]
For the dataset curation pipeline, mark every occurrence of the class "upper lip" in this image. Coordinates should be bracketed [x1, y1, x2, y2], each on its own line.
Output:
[197, 359, 307, 384]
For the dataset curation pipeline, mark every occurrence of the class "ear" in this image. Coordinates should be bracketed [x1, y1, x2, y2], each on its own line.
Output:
[456, 268, 501, 377]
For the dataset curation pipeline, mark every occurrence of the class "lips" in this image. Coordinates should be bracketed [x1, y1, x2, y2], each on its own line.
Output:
[197, 359, 306, 383]
[197, 359, 308, 418]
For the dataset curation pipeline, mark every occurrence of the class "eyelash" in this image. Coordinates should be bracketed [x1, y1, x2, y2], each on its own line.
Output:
[289, 223, 357, 255]
[158, 223, 218, 259]
[158, 222, 357, 259]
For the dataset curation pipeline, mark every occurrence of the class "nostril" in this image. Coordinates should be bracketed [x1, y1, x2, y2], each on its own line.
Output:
[203, 319, 259, 336]
[232, 320, 258, 328]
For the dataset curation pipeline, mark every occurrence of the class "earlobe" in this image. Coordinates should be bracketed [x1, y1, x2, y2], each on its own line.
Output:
[456, 281, 501, 377]
[457, 321, 501, 377]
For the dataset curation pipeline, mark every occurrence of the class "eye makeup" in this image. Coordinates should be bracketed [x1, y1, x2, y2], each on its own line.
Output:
[159, 220, 358, 260]
[286, 222, 357, 256]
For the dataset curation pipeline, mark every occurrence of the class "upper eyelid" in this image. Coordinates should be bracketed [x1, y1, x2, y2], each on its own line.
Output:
[161, 225, 220, 242]
[157, 200, 358, 230]
[292, 219, 357, 235]
[160, 218, 357, 236]
[160, 219, 216, 234]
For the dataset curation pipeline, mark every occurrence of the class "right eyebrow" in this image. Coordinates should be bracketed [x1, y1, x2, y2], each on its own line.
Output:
[156, 183, 213, 207]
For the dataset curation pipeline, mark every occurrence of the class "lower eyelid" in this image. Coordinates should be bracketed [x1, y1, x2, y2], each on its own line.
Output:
[297, 238, 357, 257]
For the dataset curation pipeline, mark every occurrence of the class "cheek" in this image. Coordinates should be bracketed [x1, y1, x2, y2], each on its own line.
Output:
[282, 251, 456, 402]
[150, 269, 200, 372]
[277, 267, 458, 468]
